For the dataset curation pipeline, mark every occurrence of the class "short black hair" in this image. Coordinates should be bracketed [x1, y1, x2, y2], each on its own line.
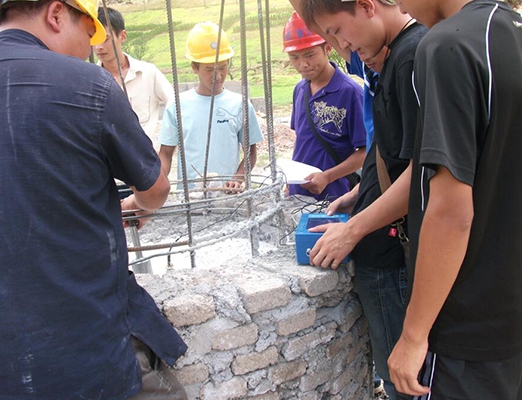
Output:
[300, 0, 395, 28]
[191, 59, 230, 70]
[300, 0, 356, 28]
[97, 6, 125, 35]
[0, 0, 54, 23]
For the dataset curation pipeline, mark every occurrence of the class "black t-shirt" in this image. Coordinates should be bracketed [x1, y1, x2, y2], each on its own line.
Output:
[410, 0, 522, 361]
[351, 23, 428, 269]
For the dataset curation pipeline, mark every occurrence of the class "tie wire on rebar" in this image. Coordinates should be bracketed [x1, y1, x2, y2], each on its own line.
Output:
[97, 0, 283, 270]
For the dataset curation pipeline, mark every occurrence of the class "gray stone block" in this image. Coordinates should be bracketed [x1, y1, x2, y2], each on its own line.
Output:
[326, 333, 354, 359]
[238, 278, 291, 314]
[339, 301, 364, 333]
[201, 376, 248, 400]
[268, 360, 307, 386]
[248, 392, 280, 400]
[183, 383, 202, 400]
[164, 294, 215, 327]
[329, 368, 351, 395]
[282, 322, 337, 361]
[299, 368, 333, 392]
[211, 323, 259, 351]
[291, 267, 339, 297]
[299, 393, 321, 400]
[231, 346, 279, 375]
[276, 308, 316, 336]
[174, 363, 209, 386]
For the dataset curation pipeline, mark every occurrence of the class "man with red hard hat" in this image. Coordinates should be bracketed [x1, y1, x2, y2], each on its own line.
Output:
[0, 0, 187, 398]
[284, 11, 366, 201]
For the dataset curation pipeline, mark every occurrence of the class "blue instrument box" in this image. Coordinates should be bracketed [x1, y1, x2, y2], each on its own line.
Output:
[295, 213, 350, 265]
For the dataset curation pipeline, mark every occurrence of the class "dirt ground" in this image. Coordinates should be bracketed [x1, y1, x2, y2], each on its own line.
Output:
[257, 117, 295, 157]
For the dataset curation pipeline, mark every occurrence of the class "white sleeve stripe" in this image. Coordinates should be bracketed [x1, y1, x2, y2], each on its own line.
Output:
[412, 70, 421, 107]
[421, 166, 426, 212]
[485, 4, 499, 122]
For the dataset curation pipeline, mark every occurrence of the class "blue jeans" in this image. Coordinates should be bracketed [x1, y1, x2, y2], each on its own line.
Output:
[355, 261, 409, 400]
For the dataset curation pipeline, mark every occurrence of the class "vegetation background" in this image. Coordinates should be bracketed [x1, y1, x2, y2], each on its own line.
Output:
[104, 0, 350, 117]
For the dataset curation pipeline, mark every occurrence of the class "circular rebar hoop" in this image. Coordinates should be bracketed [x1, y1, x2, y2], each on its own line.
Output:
[123, 0, 286, 270]
[127, 178, 285, 266]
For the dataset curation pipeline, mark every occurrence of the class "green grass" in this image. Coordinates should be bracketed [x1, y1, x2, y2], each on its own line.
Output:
[111, 0, 313, 114]
[103, 0, 365, 117]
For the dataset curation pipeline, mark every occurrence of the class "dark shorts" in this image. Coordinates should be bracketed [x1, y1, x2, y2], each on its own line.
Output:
[398, 351, 522, 400]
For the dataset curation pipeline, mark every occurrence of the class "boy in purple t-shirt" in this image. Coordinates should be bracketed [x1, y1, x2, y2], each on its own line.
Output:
[283, 12, 366, 201]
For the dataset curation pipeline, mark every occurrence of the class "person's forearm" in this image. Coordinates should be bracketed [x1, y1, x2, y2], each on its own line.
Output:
[323, 148, 365, 183]
[235, 159, 247, 181]
[132, 171, 170, 210]
[235, 145, 257, 178]
[402, 169, 473, 343]
[158, 146, 175, 176]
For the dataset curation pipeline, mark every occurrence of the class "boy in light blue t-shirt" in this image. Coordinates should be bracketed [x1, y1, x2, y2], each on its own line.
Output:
[159, 22, 263, 193]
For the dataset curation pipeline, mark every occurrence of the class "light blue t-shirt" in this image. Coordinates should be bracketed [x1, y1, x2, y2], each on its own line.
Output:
[160, 88, 263, 184]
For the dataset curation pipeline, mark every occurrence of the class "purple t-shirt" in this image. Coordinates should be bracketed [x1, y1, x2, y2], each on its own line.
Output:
[289, 62, 366, 200]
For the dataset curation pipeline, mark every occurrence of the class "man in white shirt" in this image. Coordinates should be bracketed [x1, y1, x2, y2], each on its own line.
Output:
[95, 7, 173, 147]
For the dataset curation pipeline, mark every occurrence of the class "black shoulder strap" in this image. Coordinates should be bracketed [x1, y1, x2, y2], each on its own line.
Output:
[302, 85, 361, 188]
[303, 86, 342, 165]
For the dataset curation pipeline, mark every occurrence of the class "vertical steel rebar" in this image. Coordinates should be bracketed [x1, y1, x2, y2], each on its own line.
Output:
[100, 1, 128, 97]
[201, 0, 228, 198]
[100, 0, 154, 272]
[237, 0, 259, 257]
[264, 0, 277, 180]
[257, 0, 277, 180]
[258, 0, 286, 245]
[165, 0, 196, 268]
[129, 220, 153, 273]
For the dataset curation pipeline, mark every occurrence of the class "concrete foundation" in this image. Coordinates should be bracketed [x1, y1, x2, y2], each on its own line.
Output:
[137, 246, 373, 399]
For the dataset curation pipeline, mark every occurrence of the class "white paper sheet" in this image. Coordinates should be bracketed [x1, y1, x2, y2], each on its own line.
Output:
[276, 159, 322, 184]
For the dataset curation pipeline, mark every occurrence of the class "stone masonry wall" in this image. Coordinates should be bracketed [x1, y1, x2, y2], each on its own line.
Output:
[138, 247, 373, 399]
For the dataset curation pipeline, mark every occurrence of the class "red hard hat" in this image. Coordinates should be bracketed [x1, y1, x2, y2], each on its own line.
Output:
[282, 12, 326, 53]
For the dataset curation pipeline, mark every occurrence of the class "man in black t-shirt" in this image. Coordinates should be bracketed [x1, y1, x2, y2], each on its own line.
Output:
[298, 1, 427, 399]
[388, 0, 522, 398]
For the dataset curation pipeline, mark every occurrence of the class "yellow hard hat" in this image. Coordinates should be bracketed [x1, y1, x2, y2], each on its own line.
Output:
[72, 0, 106, 45]
[185, 22, 234, 63]
[0, 0, 105, 46]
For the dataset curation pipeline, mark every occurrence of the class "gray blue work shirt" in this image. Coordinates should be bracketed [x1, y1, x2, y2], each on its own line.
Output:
[0, 29, 186, 400]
